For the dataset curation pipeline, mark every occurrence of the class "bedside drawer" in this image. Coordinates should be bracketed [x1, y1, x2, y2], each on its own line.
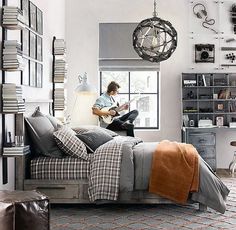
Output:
[24, 184, 79, 199]
[196, 147, 215, 159]
[188, 133, 215, 146]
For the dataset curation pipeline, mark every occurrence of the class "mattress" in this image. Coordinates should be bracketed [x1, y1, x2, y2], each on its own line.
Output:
[30, 156, 90, 180]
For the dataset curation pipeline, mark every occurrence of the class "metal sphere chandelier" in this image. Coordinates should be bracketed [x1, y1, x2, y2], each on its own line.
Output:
[133, 0, 178, 63]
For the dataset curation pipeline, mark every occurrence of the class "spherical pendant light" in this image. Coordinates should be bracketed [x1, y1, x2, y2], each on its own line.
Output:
[133, 0, 177, 63]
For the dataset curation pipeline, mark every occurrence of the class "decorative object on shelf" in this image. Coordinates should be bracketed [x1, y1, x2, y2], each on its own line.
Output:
[226, 53, 236, 63]
[216, 116, 224, 127]
[230, 4, 236, 34]
[195, 44, 215, 63]
[132, 0, 177, 63]
[183, 115, 189, 127]
[192, 3, 217, 34]
[75, 72, 96, 94]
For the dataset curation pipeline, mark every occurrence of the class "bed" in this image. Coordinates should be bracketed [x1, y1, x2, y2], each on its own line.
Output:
[19, 108, 230, 214]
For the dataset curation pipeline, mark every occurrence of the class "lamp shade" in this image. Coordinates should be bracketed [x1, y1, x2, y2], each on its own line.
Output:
[74, 73, 96, 94]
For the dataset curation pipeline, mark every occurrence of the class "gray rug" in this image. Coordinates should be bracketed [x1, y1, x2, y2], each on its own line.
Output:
[50, 178, 236, 230]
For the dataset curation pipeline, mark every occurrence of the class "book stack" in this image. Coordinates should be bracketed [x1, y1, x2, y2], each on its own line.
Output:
[54, 39, 66, 55]
[54, 57, 68, 83]
[3, 145, 30, 156]
[3, 40, 24, 70]
[2, 6, 25, 29]
[2, 84, 26, 113]
[54, 88, 65, 110]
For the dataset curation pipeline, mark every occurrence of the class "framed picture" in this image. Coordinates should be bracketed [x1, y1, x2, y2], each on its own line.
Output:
[36, 8, 43, 35]
[216, 116, 224, 126]
[29, 31, 36, 59]
[29, 61, 36, 87]
[22, 28, 29, 56]
[36, 35, 42, 61]
[21, 0, 29, 26]
[36, 63, 43, 88]
[22, 58, 29, 86]
[29, 1, 37, 31]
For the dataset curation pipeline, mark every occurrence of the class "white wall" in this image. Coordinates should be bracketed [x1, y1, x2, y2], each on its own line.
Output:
[65, 0, 236, 168]
[0, 0, 66, 190]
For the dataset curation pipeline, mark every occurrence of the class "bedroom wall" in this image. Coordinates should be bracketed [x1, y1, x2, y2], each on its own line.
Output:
[0, 0, 66, 190]
[65, 0, 236, 168]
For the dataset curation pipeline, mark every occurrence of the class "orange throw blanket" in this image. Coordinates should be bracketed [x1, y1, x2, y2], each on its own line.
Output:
[149, 140, 199, 204]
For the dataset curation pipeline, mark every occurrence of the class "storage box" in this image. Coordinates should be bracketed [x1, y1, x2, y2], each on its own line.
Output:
[0, 190, 49, 230]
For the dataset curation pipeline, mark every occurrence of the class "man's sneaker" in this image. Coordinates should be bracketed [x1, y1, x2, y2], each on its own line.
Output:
[121, 120, 134, 129]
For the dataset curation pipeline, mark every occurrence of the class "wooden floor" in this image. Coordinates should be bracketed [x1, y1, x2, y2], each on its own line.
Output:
[216, 169, 235, 178]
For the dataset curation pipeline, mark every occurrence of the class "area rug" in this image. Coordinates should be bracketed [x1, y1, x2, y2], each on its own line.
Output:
[50, 178, 236, 230]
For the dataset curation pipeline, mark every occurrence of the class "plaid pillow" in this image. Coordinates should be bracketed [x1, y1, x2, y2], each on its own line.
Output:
[53, 126, 88, 160]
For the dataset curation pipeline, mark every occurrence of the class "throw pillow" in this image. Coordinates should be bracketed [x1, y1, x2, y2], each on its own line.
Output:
[76, 129, 113, 152]
[53, 126, 88, 160]
[25, 108, 64, 158]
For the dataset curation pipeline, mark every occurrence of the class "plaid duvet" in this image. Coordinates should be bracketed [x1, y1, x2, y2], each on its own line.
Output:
[31, 157, 90, 180]
[88, 140, 123, 201]
[88, 136, 142, 202]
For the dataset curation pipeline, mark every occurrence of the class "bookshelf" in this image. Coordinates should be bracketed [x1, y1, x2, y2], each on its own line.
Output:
[1, 0, 43, 185]
[52, 36, 67, 122]
[182, 73, 236, 128]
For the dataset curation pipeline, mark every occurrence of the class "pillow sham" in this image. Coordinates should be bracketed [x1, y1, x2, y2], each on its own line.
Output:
[53, 126, 88, 160]
[25, 108, 64, 158]
[76, 129, 113, 152]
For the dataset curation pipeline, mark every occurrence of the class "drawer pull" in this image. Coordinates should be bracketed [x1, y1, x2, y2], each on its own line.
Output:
[199, 139, 206, 143]
[36, 186, 65, 190]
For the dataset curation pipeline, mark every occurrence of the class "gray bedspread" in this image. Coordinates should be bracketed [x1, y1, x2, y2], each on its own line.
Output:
[120, 141, 230, 214]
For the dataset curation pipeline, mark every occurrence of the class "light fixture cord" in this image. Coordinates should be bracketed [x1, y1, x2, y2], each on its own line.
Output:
[153, 0, 157, 17]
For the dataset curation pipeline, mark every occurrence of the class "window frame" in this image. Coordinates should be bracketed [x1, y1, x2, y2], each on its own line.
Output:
[99, 71, 159, 129]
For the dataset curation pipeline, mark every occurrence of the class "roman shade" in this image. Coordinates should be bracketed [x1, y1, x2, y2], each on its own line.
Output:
[99, 23, 160, 71]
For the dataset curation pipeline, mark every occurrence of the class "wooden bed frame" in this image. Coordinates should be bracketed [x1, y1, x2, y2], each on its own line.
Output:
[14, 153, 207, 211]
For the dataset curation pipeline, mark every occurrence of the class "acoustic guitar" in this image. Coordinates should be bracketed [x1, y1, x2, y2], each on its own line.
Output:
[100, 95, 140, 124]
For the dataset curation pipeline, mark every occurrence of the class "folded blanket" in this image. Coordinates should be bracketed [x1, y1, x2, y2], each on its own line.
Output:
[149, 140, 199, 204]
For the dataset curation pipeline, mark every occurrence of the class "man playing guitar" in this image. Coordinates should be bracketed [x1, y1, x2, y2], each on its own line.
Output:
[92, 81, 139, 137]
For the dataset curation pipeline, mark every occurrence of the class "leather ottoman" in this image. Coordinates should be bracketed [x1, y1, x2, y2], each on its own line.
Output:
[0, 190, 49, 230]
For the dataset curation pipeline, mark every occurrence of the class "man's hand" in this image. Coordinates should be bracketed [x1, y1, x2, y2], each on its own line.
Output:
[109, 110, 116, 116]
[123, 104, 129, 110]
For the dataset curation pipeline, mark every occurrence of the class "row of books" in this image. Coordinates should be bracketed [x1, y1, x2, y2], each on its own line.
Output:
[2, 84, 26, 113]
[3, 145, 30, 156]
[2, 6, 25, 29]
[54, 88, 65, 110]
[2, 40, 25, 70]
[54, 39, 66, 55]
[54, 58, 68, 83]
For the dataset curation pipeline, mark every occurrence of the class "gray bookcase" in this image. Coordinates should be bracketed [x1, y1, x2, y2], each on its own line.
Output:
[182, 73, 236, 128]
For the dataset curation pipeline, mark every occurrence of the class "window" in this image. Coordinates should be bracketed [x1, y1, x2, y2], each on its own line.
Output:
[100, 71, 159, 129]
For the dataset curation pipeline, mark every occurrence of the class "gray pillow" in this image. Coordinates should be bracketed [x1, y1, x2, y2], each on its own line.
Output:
[46, 114, 63, 129]
[25, 109, 64, 158]
[73, 126, 118, 137]
[76, 129, 113, 152]
[53, 126, 88, 160]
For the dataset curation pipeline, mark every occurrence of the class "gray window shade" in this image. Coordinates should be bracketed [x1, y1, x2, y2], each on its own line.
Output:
[99, 23, 160, 70]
